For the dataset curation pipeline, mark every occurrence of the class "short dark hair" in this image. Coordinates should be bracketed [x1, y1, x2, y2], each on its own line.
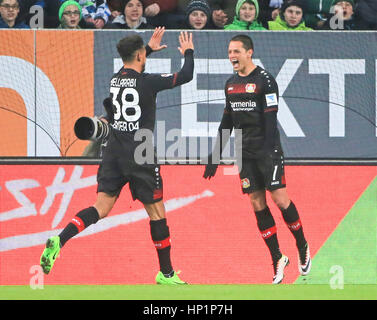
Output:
[230, 34, 254, 51]
[116, 34, 144, 62]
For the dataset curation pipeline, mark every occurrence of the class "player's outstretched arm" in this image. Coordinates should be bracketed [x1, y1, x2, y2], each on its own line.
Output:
[147, 27, 167, 53]
[203, 108, 233, 180]
[170, 32, 194, 87]
[144, 31, 194, 92]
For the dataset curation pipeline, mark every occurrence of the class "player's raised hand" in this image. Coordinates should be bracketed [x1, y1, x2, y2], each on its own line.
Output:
[148, 27, 167, 52]
[178, 31, 194, 56]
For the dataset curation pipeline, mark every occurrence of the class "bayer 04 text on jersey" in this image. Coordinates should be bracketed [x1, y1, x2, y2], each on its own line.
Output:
[112, 120, 139, 132]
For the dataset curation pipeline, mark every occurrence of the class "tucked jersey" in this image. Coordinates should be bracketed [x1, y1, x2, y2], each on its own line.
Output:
[222, 66, 281, 159]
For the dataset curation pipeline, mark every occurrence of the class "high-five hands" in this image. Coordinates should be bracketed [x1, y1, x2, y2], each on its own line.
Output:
[148, 27, 167, 52]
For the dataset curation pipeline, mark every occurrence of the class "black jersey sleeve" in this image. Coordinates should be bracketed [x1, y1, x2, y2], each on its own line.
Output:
[145, 45, 153, 57]
[144, 49, 194, 93]
[263, 111, 277, 152]
[261, 74, 279, 153]
[212, 85, 234, 158]
[262, 74, 279, 113]
[219, 92, 233, 132]
[174, 49, 194, 86]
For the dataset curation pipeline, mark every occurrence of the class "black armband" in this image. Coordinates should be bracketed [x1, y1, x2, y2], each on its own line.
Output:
[145, 45, 153, 57]
[184, 49, 194, 57]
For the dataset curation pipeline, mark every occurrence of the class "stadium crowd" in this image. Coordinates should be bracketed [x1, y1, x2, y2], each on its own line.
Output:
[0, 0, 376, 30]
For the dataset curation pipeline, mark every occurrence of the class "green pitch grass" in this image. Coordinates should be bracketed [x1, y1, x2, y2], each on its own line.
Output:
[295, 175, 377, 285]
[0, 284, 376, 300]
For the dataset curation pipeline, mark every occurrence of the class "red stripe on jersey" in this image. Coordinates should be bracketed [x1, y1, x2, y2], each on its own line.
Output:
[264, 107, 278, 113]
[71, 216, 85, 233]
[281, 174, 286, 185]
[227, 83, 247, 94]
[172, 73, 178, 87]
[287, 219, 302, 231]
[153, 237, 171, 250]
[260, 226, 277, 239]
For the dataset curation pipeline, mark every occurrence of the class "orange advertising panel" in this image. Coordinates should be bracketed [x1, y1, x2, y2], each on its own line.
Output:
[0, 30, 34, 156]
[0, 30, 94, 156]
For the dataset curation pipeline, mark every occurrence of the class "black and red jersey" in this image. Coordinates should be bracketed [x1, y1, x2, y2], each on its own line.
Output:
[106, 49, 194, 158]
[219, 65, 282, 159]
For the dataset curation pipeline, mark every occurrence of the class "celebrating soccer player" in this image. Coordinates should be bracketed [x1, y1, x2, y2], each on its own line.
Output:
[40, 28, 194, 285]
[203, 34, 311, 284]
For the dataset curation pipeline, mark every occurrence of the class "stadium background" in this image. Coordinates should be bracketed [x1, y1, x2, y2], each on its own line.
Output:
[1, 30, 376, 158]
[0, 30, 376, 291]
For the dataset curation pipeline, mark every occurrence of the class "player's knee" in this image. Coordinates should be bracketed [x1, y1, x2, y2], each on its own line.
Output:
[251, 200, 267, 212]
[249, 191, 267, 211]
[270, 189, 290, 210]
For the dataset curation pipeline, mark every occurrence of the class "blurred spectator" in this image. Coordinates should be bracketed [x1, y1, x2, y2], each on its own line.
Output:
[106, 0, 125, 22]
[58, 0, 83, 28]
[17, 0, 99, 29]
[143, 0, 178, 17]
[178, 0, 212, 29]
[0, 0, 29, 28]
[258, 0, 283, 27]
[304, 0, 332, 29]
[355, 0, 377, 30]
[81, 0, 111, 29]
[104, 0, 153, 29]
[208, 0, 237, 28]
[320, 0, 369, 30]
[28, 0, 69, 29]
[142, 0, 180, 28]
[268, 0, 312, 29]
[177, 0, 227, 29]
[224, 0, 266, 30]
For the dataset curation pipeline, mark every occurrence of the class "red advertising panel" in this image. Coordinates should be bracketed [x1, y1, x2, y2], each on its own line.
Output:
[0, 165, 375, 284]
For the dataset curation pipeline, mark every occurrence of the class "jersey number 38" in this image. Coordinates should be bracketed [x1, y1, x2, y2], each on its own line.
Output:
[110, 87, 141, 123]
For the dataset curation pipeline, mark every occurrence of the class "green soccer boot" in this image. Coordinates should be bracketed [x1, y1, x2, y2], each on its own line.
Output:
[40, 236, 61, 274]
[155, 271, 187, 285]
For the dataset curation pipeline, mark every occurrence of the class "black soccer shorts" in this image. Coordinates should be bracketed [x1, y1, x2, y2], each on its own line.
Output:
[239, 151, 286, 194]
[97, 156, 163, 205]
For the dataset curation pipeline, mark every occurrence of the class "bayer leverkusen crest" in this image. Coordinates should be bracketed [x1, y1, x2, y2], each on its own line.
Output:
[241, 178, 250, 189]
[245, 83, 256, 93]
